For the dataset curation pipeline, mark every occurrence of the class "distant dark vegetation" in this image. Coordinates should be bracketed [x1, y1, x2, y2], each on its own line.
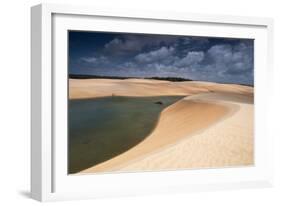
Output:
[146, 77, 192, 82]
[237, 83, 254, 87]
[69, 74, 193, 82]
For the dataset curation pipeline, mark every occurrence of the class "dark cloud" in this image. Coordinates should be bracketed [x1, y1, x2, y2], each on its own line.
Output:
[69, 31, 254, 85]
[104, 34, 179, 55]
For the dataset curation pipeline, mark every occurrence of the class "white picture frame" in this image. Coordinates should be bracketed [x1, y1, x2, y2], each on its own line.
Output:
[31, 3, 274, 202]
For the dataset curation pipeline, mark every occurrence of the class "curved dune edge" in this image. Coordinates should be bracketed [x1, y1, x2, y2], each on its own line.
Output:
[118, 94, 253, 172]
[79, 93, 240, 174]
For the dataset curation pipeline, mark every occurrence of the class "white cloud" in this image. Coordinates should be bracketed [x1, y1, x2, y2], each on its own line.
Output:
[135, 46, 175, 63]
[206, 43, 253, 76]
[104, 38, 122, 49]
[80, 55, 108, 64]
[105, 37, 140, 53]
[80, 57, 98, 63]
[122, 62, 136, 68]
[207, 44, 232, 63]
[174, 51, 204, 67]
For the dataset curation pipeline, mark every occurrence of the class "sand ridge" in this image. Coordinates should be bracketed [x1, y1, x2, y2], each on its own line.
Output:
[119, 96, 253, 171]
[69, 78, 253, 99]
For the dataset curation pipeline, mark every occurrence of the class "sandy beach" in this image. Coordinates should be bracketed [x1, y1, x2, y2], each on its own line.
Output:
[69, 78, 253, 174]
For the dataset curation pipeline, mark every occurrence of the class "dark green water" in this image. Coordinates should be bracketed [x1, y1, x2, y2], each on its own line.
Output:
[68, 96, 183, 174]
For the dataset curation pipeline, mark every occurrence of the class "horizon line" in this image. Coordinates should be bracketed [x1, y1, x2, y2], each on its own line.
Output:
[68, 74, 254, 87]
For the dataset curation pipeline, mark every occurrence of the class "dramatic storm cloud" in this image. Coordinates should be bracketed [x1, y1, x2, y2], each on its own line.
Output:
[69, 31, 254, 85]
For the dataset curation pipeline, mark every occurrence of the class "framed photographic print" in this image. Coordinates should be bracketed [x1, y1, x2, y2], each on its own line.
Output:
[31, 3, 274, 201]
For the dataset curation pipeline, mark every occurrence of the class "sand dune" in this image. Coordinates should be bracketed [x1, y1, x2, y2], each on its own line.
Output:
[69, 78, 253, 99]
[69, 78, 254, 174]
[118, 94, 253, 171]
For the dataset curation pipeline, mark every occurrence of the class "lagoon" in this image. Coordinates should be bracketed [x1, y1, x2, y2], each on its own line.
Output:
[68, 96, 183, 174]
